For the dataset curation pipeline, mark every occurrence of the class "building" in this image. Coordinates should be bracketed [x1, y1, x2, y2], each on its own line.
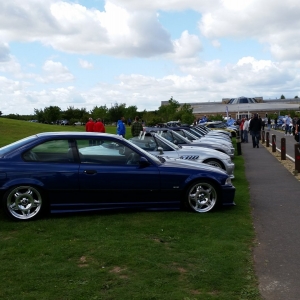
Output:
[162, 96, 300, 120]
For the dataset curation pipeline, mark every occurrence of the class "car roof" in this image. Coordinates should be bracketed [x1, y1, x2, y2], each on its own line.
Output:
[35, 132, 121, 139]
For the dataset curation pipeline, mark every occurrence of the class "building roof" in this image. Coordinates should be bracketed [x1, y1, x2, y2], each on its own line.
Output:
[166, 97, 300, 116]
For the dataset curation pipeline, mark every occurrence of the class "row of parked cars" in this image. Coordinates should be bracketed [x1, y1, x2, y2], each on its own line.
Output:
[0, 122, 237, 221]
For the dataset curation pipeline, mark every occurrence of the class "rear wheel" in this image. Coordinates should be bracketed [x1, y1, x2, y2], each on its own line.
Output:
[3, 185, 45, 221]
[185, 180, 218, 213]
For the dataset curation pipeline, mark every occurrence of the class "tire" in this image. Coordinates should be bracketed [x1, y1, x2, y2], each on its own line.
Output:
[3, 185, 45, 221]
[203, 159, 224, 170]
[185, 180, 218, 213]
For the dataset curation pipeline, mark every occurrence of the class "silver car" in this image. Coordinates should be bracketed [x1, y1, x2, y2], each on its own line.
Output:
[152, 129, 235, 158]
[129, 133, 235, 179]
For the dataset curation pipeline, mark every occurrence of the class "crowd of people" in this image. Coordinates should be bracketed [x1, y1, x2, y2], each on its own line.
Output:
[236, 114, 300, 148]
[85, 116, 144, 138]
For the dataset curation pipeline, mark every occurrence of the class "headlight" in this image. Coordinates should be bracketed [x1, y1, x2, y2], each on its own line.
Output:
[225, 177, 232, 185]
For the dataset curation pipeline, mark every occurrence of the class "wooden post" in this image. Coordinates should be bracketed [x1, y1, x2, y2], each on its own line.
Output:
[272, 134, 276, 152]
[281, 138, 286, 160]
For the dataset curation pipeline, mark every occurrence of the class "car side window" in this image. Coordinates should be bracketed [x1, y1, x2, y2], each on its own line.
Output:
[23, 140, 71, 162]
[155, 137, 173, 151]
[76, 139, 140, 165]
[160, 131, 174, 142]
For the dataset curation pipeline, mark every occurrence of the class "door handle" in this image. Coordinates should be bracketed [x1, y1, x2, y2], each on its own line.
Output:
[84, 170, 97, 175]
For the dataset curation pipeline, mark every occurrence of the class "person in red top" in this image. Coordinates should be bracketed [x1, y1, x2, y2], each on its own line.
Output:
[85, 118, 95, 132]
[240, 118, 245, 142]
[93, 118, 105, 133]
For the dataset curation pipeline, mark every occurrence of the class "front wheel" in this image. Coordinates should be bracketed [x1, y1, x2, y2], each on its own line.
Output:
[3, 185, 45, 221]
[203, 159, 224, 170]
[185, 181, 218, 213]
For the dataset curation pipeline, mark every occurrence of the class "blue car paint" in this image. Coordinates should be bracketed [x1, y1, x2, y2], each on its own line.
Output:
[0, 132, 235, 217]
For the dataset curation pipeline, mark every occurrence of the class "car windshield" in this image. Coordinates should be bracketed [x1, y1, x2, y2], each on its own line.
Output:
[182, 129, 198, 140]
[126, 139, 162, 164]
[156, 130, 190, 144]
[155, 134, 180, 150]
[0, 135, 37, 156]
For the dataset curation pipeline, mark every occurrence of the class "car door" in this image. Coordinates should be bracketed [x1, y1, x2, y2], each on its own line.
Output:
[21, 139, 81, 209]
[76, 137, 160, 210]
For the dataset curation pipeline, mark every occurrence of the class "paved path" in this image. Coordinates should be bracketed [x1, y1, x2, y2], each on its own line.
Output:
[241, 138, 300, 300]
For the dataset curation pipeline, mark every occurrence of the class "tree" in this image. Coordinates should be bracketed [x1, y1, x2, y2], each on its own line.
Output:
[34, 108, 45, 123]
[174, 103, 194, 124]
[61, 106, 89, 125]
[158, 97, 180, 121]
[108, 103, 127, 123]
[43, 106, 61, 123]
[0, 111, 2, 117]
[91, 105, 109, 123]
[295, 96, 299, 98]
[280, 95, 285, 99]
[125, 105, 139, 120]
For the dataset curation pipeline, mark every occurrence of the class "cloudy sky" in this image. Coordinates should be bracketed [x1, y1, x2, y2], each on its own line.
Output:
[1, 0, 300, 115]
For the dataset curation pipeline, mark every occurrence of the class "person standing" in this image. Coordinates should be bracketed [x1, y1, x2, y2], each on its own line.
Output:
[85, 118, 94, 132]
[295, 117, 300, 143]
[261, 117, 265, 131]
[267, 117, 271, 131]
[285, 114, 292, 135]
[243, 117, 249, 143]
[131, 116, 143, 137]
[93, 118, 105, 133]
[240, 118, 245, 142]
[249, 113, 262, 148]
[117, 117, 126, 137]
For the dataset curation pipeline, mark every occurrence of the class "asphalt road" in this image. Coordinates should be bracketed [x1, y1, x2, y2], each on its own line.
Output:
[242, 133, 300, 300]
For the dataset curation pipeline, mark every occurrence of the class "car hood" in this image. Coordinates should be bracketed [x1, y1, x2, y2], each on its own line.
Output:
[197, 137, 232, 146]
[185, 141, 226, 149]
[161, 156, 228, 175]
[176, 146, 230, 159]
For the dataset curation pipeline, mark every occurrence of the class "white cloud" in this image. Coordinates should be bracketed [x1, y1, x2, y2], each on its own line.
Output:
[37, 60, 75, 83]
[199, 0, 300, 61]
[0, 0, 173, 57]
[79, 59, 93, 69]
[1, 0, 300, 116]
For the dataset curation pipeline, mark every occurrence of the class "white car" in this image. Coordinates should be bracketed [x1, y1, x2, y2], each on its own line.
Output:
[129, 133, 235, 178]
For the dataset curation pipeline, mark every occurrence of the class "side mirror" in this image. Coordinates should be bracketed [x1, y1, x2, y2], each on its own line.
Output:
[139, 156, 150, 168]
[157, 147, 164, 154]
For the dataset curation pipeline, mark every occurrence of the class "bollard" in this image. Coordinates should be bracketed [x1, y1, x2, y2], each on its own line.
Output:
[272, 134, 276, 152]
[281, 138, 286, 160]
[266, 131, 270, 147]
[295, 144, 300, 172]
[261, 130, 265, 144]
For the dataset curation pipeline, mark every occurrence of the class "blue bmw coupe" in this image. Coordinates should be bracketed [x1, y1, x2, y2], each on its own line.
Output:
[0, 132, 235, 221]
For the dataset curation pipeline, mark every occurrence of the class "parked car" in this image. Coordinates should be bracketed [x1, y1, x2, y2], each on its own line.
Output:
[204, 122, 237, 137]
[74, 121, 84, 126]
[161, 126, 234, 150]
[194, 124, 233, 140]
[60, 120, 69, 125]
[0, 132, 236, 221]
[145, 127, 235, 158]
[129, 132, 235, 178]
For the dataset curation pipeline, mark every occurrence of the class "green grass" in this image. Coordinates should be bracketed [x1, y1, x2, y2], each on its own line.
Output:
[0, 118, 129, 147]
[0, 118, 261, 300]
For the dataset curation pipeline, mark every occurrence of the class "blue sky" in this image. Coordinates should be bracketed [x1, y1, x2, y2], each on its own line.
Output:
[1, 0, 300, 115]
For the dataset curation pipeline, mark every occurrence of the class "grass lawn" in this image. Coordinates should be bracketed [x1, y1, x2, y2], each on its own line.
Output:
[0, 118, 261, 300]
